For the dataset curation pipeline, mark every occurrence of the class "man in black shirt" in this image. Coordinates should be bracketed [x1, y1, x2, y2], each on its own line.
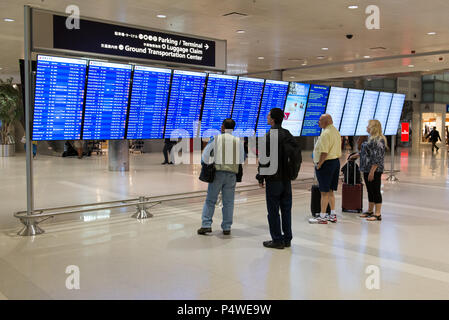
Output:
[426, 127, 442, 152]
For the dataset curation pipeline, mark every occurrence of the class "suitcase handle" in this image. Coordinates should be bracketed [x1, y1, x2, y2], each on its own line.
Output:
[346, 158, 357, 185]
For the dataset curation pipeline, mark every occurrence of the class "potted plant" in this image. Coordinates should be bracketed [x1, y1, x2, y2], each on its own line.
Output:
[0, 78, 22, 157]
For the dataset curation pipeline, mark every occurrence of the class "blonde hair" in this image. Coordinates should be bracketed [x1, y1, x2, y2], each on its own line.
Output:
[367, 119, 388, 148]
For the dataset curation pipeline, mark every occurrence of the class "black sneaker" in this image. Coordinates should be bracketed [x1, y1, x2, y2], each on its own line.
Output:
[284, 241, 291, 248]
[197, 227, 212, 235]
[223, 230, 231, 235]
[161, 161, 168, 165]
[263, 240, 284, 249]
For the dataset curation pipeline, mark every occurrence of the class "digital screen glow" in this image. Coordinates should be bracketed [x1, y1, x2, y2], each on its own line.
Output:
[282, 82, 310, 136]
[32, 55, 87, 141]
[82, 61, 132, 140]
[301, 84, 330, 137]
[256, 80, 289, 137]
[126, 66, 171, 139]
[200, 74, 237, 137]
[384, 93, 406, 135]
[164, 70, 206, 138]
[339, 89, 364, 136]
[325, 87, 348, 131]
[231, 77, 265, 137]
[355, 90, 380, 136]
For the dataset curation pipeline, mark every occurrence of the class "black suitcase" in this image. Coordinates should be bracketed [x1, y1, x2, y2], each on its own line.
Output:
[311, 184, 331, 217]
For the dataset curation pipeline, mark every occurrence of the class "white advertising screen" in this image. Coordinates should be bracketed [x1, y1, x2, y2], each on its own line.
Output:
[374, 92, 393, 131]
[384, 93, 406, 135]
[282, 82, 310, 136]
[355, 90, 380, 136]
[339, 89, 364, 136]
[325, 87, 348, 130]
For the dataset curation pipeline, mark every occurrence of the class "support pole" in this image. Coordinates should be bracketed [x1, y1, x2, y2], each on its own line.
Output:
[387, 135, 399, 182]
[131, 196, 154, 220]
[20, 5, 42, 236]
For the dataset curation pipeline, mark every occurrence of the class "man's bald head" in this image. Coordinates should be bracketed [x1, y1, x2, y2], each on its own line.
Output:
[318, 114, 333, 129]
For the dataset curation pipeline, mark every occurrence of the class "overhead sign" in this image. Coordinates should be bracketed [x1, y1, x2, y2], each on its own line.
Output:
[401, 122, 410, 142]
[32, 9, 226, 71]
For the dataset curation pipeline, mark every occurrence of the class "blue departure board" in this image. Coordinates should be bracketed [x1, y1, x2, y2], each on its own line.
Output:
[339, 89, 364, 136]
[126, 66, 171, 139]
[325, 87, 348, 131]
[355, 90, 380, 136]
[32, 55, 87, 141]
[282, 82, 310, 136]
[384, 93, 406, 135]
[82, 61, 132, 140]
[374, 92, 393, 131]
[231, 77, 265, 137]
[200, 74, 237, 137]
[301, 84, 330, 137]
[164, 70, 206, 138]
[256, 80, 289, 137]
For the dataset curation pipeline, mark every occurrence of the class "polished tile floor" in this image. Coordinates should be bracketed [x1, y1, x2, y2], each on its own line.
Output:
[0, 147, 448, 299]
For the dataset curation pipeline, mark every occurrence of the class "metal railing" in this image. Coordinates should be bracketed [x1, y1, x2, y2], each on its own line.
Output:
[14, 178, 314, 236]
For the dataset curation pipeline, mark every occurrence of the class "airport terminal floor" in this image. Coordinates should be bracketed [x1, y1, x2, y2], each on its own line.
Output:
[0, 148, 448, 299]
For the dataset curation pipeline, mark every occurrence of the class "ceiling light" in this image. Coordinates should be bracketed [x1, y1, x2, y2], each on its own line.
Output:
[408, 64, 415, 68]
[317, 56, 325, 59]
[348, 5, 358, 9]
[348, 70, 353, 73]
[3, 18, 14, 22]
[156, 14, 167, 18]
[289, 76, 295, 79]
[301, 62, 307, 66]
[236, 30, 245, 34]
[321, 48, 329, 51]
[257, 56, 264, 60]
[427, 32, 437, 35]
[364, 55, 371, 58]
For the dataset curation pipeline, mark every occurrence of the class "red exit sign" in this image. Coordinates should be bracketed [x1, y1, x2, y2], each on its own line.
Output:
[401, 123, 410, 142]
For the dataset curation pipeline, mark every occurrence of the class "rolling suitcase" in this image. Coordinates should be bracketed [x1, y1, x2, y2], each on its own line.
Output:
[311, 185, 331, 217]
[342, 160, 363, 213]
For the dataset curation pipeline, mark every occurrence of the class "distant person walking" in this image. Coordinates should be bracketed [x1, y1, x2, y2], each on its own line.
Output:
[426, 127, 442, 152]
[162, 138, 176, 165]
[257, 108, 302, 249]
[198, 119, 245, 236]
[349, 120, 387, 222]
[309, 114, 342, 224]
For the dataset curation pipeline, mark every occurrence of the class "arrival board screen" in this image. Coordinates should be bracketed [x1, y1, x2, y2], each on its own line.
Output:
[164, 70, 206, 138]
[82, 61, 132, 140]
[325, 87, 348, 131]
[339, 89, 364, 136]
[231, 77, 265, 137]
[200, 74, 237, 137]
[374, 92, 393, 131]
[126, 66, 171, 139]
[256, 80, 289, 137]
[32, 55, 87, 141]
[355, 90, 380, 136]
[301, 84, 330, 136]
[384, 93, 406, 135]
[282, 82, 310, 136]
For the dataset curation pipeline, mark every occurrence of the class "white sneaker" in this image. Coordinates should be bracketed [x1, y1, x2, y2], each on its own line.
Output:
[308, 217, 328, 224]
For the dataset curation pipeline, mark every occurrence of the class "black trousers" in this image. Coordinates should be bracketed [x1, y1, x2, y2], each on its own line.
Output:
[431, 141, 439, 152]
[363, 172, 382, 204]
[265, 180, 292, 243]
[163, 143, 174, 163]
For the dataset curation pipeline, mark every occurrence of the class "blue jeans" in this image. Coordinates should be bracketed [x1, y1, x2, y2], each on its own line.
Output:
[266, 180, 292, 243]
[201, 171, 236, 231]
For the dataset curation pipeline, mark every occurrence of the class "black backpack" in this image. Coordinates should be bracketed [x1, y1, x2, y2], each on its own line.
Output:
[282, 136, 302, 180]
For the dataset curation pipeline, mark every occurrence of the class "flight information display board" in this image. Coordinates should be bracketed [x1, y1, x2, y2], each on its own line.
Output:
[126, 66, 171, 139]
[339, 89, 364, 136]
[384, 93, 406, 135]
[164, 70, 206, 138]
[301, 84, 330, 137]
[200, 74, 237, 137]
[374, 92, 393, 132]
[82, 61, 132, 140]
[282, 82, 310, 136]
[32, 55, 87, 141]
[256, 80, 289, 137]
[355, 90, 380, 136]
[325, 87, 348, 131]
[231, 77, 265, 137]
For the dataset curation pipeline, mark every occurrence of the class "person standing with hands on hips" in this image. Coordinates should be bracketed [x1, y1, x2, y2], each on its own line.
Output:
[349, 120, 386, 221]
[309, 114, 341, 224]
